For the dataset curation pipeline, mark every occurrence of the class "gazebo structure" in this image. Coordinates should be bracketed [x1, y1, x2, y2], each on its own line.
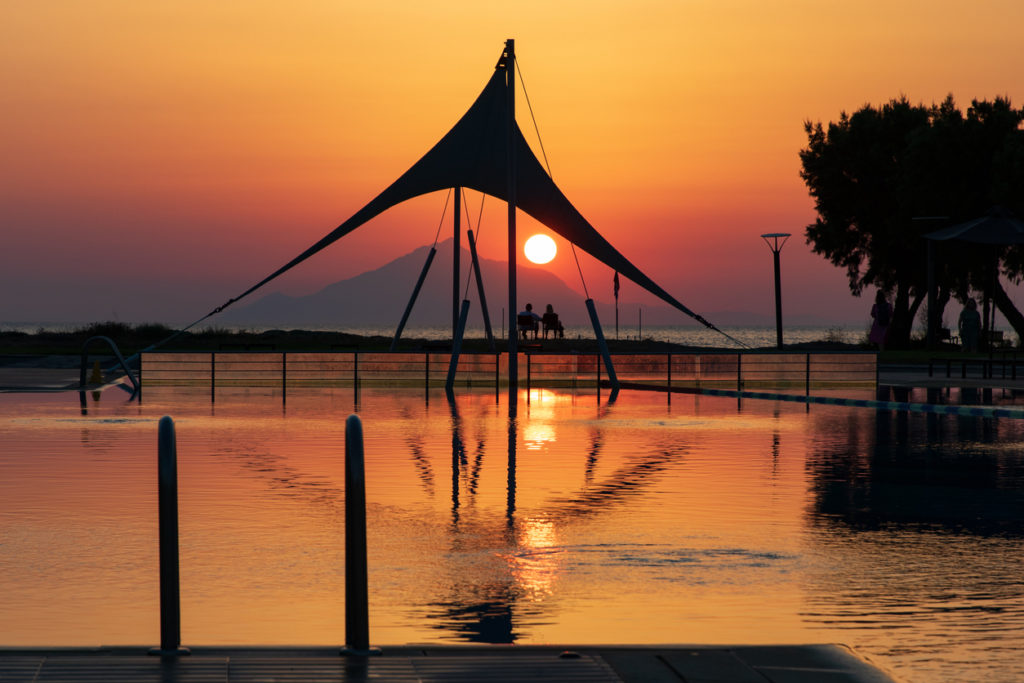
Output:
[191, 41, 736, 404]
[924, 206, 1024, 349]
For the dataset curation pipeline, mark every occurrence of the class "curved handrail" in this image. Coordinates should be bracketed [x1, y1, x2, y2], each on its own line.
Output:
[80, 335, 141, 396]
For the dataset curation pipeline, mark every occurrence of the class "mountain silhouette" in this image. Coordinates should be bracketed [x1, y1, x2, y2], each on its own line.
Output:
[222, 239, 609, 330]
[221, 239, 776, 331]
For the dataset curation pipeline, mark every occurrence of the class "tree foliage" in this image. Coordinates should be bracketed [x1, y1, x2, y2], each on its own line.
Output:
[800, 96, 1024, 347]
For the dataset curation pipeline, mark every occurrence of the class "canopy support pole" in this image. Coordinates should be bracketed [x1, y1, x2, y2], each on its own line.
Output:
[505, 39, 518, 412]
[390, 247, 437, 351]
[585, 298, 619, 392]
[468, 228, 495, 350]
[446, 299, 472, 393]
[453, 187, 461, 337]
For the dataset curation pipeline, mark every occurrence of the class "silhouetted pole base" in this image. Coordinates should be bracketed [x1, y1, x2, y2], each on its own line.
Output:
[445, 299, 472, 392]
[339, 646, 382, 657]
[148, 647, 192, 657]
[585, 298, 619, 391]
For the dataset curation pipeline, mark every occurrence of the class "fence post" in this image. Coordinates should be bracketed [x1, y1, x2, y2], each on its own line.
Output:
[526, 353, 531, 398]
[806, 353, 811, 396]
[150, 416, 189, 656]
[210, 353, 216, 403]
[341, 414, 379, 656]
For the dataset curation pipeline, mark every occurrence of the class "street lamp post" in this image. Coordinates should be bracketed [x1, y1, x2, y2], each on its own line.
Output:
[761, 232, 791, 349]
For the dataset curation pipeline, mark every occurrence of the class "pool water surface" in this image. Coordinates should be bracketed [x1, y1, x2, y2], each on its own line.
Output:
[1, 386, 1022, 682]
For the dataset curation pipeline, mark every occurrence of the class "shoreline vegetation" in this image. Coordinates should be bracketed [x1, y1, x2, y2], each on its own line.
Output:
[0, 321, 871, 361]
[0, 322, 1012, 372]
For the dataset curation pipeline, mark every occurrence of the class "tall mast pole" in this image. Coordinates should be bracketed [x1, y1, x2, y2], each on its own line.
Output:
[505, 39, 518, 412]
[453, 186, 461, 337]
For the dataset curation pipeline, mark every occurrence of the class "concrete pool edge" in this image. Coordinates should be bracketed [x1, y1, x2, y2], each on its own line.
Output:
[0, 643, 902, 682]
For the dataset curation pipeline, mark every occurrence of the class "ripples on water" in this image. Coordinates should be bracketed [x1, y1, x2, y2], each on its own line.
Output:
[1, 386, 1023, 682]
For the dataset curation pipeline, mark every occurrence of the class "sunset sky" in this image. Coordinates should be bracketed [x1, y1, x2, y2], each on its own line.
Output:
[3, 1, 1023, 328]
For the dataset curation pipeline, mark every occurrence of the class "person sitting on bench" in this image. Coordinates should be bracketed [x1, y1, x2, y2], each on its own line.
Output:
[542, 303, 564, 339]
[517, 303, 541, 339]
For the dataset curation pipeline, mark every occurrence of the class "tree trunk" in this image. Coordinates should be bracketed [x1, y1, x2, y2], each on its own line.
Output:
[936, 287, 951, 331]
[992, 279, 1024, 348]
[908, 291, 924, 329]
[888, 283, 922, 349]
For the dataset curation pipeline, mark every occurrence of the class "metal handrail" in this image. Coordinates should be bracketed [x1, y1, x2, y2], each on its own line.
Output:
[148, 415, 378, 657]
[150, 416, 189, 656]
[80, 335, 141, 396]
[340, 414, 379, 656]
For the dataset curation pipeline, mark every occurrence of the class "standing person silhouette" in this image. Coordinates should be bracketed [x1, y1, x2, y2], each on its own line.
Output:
[869, 290, 892, 350]
[958, 298, 982, 352]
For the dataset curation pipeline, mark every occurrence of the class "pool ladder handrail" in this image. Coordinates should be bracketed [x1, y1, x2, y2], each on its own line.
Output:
[151, 414, 377, 656]
[80, 335, 141, 397]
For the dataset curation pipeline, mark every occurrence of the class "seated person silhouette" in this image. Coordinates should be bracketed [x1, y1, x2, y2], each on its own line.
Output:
[517, 303, 541, 339]
[541, 303, 564, 339]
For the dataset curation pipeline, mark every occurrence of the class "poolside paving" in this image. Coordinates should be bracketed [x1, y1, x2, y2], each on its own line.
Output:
[0, 645, 900, 682]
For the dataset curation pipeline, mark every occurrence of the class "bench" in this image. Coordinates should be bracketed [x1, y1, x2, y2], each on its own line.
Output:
[517, 313, 539, 340]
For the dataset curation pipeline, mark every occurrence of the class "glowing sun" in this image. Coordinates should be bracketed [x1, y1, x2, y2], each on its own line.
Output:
[524, 234, 557, 264]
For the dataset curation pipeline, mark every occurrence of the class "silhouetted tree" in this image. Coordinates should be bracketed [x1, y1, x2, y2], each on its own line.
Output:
[800, 96, 1024, 348]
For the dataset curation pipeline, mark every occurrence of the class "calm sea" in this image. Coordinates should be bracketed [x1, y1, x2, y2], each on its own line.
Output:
[1, 323, 869, 349]
[2, 385, 1023, 682]
[337, 324, 866, 348]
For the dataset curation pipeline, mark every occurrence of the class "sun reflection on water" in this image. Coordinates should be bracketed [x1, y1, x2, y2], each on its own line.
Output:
[506, 517, 561, 601]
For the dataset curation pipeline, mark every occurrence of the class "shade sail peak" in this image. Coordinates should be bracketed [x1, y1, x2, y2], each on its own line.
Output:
[203, 45, 736, 344]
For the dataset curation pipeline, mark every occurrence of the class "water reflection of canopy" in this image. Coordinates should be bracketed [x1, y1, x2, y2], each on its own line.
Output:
[207, 51, 725, 338]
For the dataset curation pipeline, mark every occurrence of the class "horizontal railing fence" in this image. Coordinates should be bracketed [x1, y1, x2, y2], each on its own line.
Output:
[928, 351, 1024, 380]
[141, 351, 876, 391]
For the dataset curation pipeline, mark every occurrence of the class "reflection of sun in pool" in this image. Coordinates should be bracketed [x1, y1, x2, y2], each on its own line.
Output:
[524, 234, 557, 264]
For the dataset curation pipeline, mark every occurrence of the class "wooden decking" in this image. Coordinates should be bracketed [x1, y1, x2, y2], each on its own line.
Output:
[0, 644, 899, 682]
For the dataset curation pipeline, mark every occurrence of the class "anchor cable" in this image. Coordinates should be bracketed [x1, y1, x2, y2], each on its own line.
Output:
[433, 188, 453, 248]
[516, 58, 745, 348]
[516, 56, 591, 301]
[124, 189, 457, 365]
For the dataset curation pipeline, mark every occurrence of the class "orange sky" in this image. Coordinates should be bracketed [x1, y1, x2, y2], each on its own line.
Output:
[3, 1, 1023, 326]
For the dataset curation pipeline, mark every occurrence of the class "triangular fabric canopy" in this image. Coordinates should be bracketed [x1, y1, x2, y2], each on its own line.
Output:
[207, 50, 727, 338]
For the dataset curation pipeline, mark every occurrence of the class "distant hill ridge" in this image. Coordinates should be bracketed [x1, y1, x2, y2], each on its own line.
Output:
[222, 239, 771, 329]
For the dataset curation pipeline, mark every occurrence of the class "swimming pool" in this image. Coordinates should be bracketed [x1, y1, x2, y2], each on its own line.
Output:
[1, 386, 1022, 681]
